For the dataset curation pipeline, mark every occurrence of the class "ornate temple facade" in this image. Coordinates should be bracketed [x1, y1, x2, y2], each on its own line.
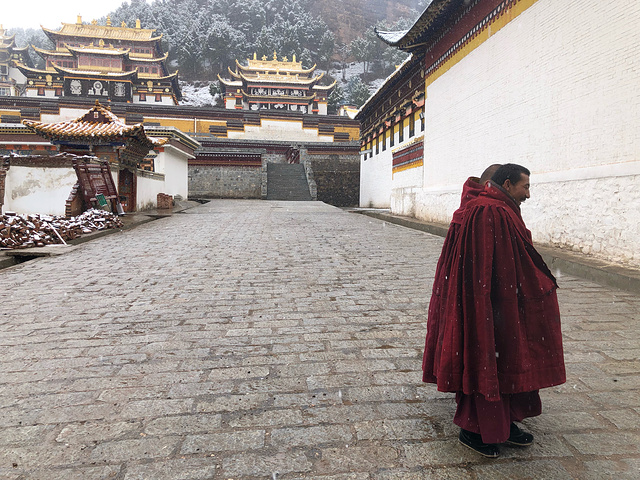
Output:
[14, 16, 180, 104]
[218, 53, 335, 115]
[0, 26, 31, 97]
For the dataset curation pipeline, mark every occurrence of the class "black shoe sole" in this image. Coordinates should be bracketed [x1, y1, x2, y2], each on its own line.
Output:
[458, 437, 500, 458]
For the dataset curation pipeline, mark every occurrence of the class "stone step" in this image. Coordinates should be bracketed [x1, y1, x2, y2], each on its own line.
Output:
[266, 163, 312, 201]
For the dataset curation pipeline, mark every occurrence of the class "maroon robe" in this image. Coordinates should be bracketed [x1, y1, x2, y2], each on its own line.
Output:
[422, 177, 483, 382]
[424, 182, 565, 401]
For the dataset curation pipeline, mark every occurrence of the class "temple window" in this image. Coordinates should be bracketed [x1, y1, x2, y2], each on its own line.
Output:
[155, 93, 162, 102]
[139, 92, 146, 101]
[37, 87, 45, 96]
[55, 88, 62, 96]
[398, 117, 404, 143]
[390, 122, 395, 147]
[409, 111, 415, 138]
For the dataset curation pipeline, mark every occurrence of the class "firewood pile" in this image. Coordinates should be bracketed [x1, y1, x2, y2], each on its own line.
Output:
[0, 209, 123, 249]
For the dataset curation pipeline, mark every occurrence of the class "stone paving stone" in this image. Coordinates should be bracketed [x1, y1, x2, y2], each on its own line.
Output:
[0, 200, 639, 478]
[472, 459, 574, 479]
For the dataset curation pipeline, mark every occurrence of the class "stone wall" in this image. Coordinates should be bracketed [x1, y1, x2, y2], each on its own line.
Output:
[306, 152, 360, 207]
[188, 165, 262, 199]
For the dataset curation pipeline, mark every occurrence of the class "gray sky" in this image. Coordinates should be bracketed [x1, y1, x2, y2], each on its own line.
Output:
[2, 0, 151, 30]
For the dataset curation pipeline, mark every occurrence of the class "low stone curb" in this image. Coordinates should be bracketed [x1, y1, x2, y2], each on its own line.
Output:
[353, 209, 640, 294]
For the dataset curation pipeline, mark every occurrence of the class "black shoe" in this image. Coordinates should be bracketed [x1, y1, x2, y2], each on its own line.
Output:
[458, 429, 500, 458]
[505, 422, 534, 446]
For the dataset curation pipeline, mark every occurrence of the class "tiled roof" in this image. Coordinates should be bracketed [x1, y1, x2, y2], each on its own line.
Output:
[22, 101, 167, 148]
[44, 22, 162, 43]
[375, 0, 462, 51]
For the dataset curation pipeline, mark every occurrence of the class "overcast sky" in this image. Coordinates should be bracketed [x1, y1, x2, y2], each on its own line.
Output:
[2, 1, 151, 30]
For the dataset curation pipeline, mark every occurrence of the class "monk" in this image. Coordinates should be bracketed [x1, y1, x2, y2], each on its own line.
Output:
[423, 163, 566, 458]
[422, 164, 500, 384]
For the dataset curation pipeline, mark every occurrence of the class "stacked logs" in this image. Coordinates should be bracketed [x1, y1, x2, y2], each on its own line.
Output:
[0, 209, 123, 249]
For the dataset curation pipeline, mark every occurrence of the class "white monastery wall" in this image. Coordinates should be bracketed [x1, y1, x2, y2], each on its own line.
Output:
[360, 150, 392, 208]
[3, 165, 76, 216]
[231, 119, 333, 142]
[411, 0, 640, 267]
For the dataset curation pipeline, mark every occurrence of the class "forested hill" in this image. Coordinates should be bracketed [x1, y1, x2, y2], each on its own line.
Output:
[11, 0, 426, 106]
[310, 0, 424, 43]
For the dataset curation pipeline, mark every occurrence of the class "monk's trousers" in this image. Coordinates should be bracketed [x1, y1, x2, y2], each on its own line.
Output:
[453, 391, 541, 443]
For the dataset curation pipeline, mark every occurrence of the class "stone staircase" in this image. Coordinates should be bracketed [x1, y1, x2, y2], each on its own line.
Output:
[266, 163, 313, 201]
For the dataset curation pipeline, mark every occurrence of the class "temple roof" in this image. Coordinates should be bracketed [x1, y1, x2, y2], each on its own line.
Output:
[312, 80, 338, 91]
[66, 44, 130, 57]
[51, 64, 138, 79]
[22, 101, 167, 148]
[33, 45, 73, 59]
[130, 52, 169, 63]
[238, 70, 324, 86]
[13, 62, 51, 76]
[43, 20, 163, 45]
[374, 0, 464, 52]
[217, 75, 242, 87]
[236, 56, 317, 75]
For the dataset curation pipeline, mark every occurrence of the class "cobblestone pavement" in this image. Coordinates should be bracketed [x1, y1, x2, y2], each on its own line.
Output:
[1, 200, 639, 480]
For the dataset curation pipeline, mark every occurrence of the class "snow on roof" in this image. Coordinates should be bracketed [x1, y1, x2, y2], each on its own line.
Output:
[375, 30, 410, 44]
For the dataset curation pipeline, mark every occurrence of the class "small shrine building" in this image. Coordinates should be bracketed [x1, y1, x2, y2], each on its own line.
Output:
[21, 101, 181, 214]
[218, 53, 336, 114]
[14, 16, 180, 104]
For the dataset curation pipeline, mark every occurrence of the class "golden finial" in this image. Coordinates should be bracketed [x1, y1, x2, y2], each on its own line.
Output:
[121, 21, 127, 28]
[106, 16, 112, 27]
[253, 52, 257, 60]
[91, 19, 98, 25]
[293, 54, 296, 62]
[136, 19, 141, 29]
[273, 51, 277, 61]
[77, 15, 82, 25]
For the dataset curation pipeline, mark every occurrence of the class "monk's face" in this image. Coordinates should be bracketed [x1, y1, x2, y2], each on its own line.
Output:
[503, 173, 530, 205]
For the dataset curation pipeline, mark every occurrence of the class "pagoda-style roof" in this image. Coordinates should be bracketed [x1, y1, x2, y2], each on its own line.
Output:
[13, 62, 51, 76]
[313, 80, 338, 91]
[22, 101, 167, 149]
[43, 19, 163, 45]
[32, 45, 73, 59]
[217, 75, 242, 87]
[236, 56, 317, 76]
[375, 0, 464, 52]
[129, 52, 169, 63]
[238, 70, 324, 87]
[66, 44, 130, 57]
[51, 64, 139, 79]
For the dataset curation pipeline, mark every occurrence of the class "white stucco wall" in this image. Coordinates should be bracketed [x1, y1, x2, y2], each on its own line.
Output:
[3, 165, 76, 216]
[232, 119, 333, 142]
[405, 0, 640, 267]
[136, 172, 166, 211]
[360, 150, 392, 208]
[154, 145, 190, 198]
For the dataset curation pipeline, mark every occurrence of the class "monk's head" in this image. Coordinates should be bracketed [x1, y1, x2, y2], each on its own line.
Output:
[479, 164, 501, 185]
[491, 163, 531, 205]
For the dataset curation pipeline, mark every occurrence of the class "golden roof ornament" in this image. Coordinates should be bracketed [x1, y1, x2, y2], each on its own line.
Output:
[293, 54, 296, 62]
[121, 21, 127, 28]
[283, 56, 288, 62]
[136, 19, 141, 29]
[253, 52, 257, 60]
[91, 19, 98, 25]
[77, 15, 82, 25]
[273, 51, 277, 61]
[106, 16, 112, 27]
[261, 55, 267, 61]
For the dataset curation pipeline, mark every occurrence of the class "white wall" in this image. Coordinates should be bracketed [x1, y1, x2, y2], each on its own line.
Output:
[3, 166, 76, 216]
[136, 171, 166, 211]
[233, 119, 333, 142]
[409, 0, 640, 267]
[154, 145, 189, 198]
